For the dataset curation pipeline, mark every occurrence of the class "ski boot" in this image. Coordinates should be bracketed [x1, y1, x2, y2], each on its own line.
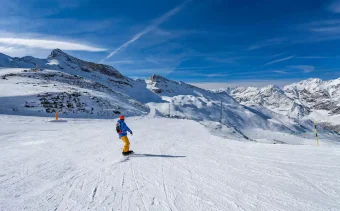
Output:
[122, 150, 134, 156]
[122, 151, 130, 156]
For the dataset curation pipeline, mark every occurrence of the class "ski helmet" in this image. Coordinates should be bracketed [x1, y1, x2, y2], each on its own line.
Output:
[120, 115, 125, 120]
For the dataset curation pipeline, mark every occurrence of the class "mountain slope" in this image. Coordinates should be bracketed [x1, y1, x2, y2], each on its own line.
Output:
[47, 49, 126, 79]
[145, 75, 326, 141]
[1, 115, 339, 211]
[0, 50, 167, 117]
[284, 78, 340, 114]
[0, 49, 338, 142]
[224, 78, 340, 134]
[229, 85, 309, 119]
[283, 78, 340, 132]
[0, 68, 148, 117]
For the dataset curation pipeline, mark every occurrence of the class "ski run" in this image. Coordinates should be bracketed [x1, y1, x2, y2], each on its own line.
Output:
[0, 115, 339, 211]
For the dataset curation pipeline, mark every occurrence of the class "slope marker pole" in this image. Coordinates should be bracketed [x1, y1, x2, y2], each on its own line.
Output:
[220, 100, 223, 123]
[314, 120, 319, 146]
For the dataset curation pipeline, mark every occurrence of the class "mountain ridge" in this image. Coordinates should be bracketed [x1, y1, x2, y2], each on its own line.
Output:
[0, 49, 339, 141]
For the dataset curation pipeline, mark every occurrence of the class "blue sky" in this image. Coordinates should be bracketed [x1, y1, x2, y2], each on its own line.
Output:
[1, 0, 340, 87]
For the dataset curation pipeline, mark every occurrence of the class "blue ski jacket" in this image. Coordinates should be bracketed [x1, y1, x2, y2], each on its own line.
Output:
[117, 119, 132, 138]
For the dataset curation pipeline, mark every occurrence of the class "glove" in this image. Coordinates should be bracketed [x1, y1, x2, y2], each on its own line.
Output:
[130, 132, 133, 135]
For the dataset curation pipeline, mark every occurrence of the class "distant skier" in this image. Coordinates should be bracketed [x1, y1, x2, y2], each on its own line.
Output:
[116, 115, 134, 156]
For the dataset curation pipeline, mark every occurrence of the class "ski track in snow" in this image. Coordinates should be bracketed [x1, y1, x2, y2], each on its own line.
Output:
[0, 115, 340, 211]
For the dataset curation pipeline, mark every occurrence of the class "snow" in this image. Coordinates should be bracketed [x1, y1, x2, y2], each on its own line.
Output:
[1, 47, 340, 211]
[229, 85, 308, 119]
[226, 77, 340, 133]
[0, 68, 148, 118]
[1, 49, 340, 139]
[2, 65, 337, 143]
[306, 110, 340, 125]
[47, 59, 59, 66]
[0, 115, 340, 211]
[243, 128, 338, 145]
[145, 75, 332, 141]
[283, 77, 340, 111]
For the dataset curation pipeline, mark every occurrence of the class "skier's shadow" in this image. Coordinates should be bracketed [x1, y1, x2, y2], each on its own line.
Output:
[130, 154, 186, 158]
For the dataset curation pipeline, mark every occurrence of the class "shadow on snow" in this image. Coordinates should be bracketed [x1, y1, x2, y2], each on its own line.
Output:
[130, 154, 186, 158]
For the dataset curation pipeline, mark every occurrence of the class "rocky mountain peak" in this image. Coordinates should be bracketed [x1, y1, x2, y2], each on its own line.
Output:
[261, 84, 284, 95]
[47, 49, 126, 80]
[263, 84, 280, 90]
[305, 78, 322, 83]
[148, 74, 169, 82]
[48, 49, 69, 58]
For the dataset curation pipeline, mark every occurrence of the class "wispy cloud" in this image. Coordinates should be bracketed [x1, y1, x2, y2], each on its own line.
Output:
[100, 0, 192, 63]
[106, 57, 175, 65]
[126, 65, 226, 73]
[0, 37, 106, 52]
[145, 57, 175, 65]
[117, 67, 174, 75]
[205, 56, 260, 64]
[290, 65, 315, 73]
[273, 70, 288, 74]
[248, 38, 284, 50]
[310, 26, 340, 33]
[271, 52, 286, 58]
[0, 45, 51, 58]
[188, 72, 230, 77]
[106, 60, 138, 64]
[265, 56, 294, 66]
[305, 19, 340, 35]
[328, 0, 340, 13]
[206, 73, 230, 77]
[308, 19, 340, 26]
[297, 56, 329, 59]
[205, 57, 237, 64]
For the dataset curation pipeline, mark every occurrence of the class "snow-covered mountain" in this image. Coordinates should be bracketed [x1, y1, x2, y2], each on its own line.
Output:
[225, 78, 340, 133]
[0, 68, 148, 118]
[0, 49, 153, 118]
[144, 74, 330, 141]
[282, 78, 340, 133]
[284, 78, 340, 114]
[228, 85, 310, 119]
[0, 49, 338, 142]
[48, 49, 125, 79]
[0, 49, 168, 117]
[0, 49, 126, 79]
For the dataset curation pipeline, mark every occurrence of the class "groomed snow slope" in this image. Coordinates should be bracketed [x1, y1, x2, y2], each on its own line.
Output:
[0, 115, 339, 211]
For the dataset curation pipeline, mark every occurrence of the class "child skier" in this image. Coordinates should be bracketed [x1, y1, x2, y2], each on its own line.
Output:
[116, 115, 134, 156]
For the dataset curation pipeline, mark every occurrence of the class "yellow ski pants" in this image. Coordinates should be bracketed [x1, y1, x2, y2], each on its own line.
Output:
[120, 136, 130, 152]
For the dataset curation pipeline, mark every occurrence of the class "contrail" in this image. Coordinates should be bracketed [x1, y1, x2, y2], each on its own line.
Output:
[100, 0, 191, 63]
[265, 56, 294, 66]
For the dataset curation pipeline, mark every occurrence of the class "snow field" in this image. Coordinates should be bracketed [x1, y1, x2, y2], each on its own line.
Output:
[0, 115, 340, 211]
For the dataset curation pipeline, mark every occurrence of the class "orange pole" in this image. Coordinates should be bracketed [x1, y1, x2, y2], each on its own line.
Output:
[56, 112, 59, 121]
